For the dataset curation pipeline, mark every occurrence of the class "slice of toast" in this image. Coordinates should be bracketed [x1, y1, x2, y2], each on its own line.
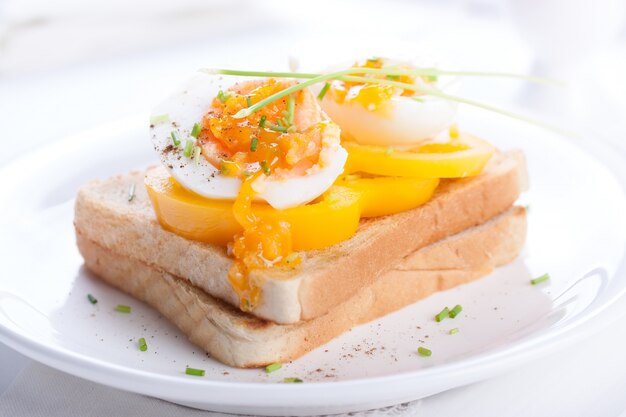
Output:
[74, 150, 527, 324]
[78, 206, 526, 368]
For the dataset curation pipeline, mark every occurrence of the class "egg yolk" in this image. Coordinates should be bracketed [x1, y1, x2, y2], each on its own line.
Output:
[200, 79, 329, 310]
[198, 78, 326, 179]
[328, 57, 432, 112]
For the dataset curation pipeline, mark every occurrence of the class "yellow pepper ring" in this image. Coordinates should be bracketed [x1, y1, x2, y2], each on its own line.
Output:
[343, 133, 495, 178]
[145, 167, 361, 251]
[336, 175, 439, 218]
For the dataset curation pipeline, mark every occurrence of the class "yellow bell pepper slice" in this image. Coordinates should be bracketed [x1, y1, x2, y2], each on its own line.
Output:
[336, 174, 439, 218]
[344, 133, 495, 178]
[145, 167, 361, 251]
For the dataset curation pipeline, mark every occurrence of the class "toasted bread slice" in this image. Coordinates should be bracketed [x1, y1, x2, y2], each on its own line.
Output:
[77, 206, 526, 368]
[74, 150, 527, 324]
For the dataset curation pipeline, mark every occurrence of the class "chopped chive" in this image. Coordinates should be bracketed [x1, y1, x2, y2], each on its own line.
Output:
[128, 183, 136, 202]
[190, 123, 201, 138]
[384, 147, 394, 156]
[170, 131, 181, 146]
[417, 346, 432, 357]
[435, 307, 450, 322]
[423, 74, 438, 83]
[449, 328, 459, 335]
[217, 89, 232, 103]
[449, 304, 463, 319]
[386, 74, 401, 81]
[267, 124, 288, 133]
[87, 294, 98, 304]
[531, 273, 550, 285]
[246, 96, 252, 107]
[317, 82, 331, 100]
[265, 363, 282, 373]
[250, 137, 258, 152]
[138, 337, 147, 352]
[183, 139, 194, 157]
[193, 146, 201, 166]
[114, 304, 131, 313]
[283, 377, 303, 383]
[150, 113, 169, 124]
[260, 160, 271, 176]
[285, 94, 296, 126]
[259, 115, 267, 127]
[366, 57, 380, 63]
[185, 367, 205, 377]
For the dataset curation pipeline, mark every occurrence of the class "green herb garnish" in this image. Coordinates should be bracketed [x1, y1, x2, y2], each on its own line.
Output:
[170, 131, 181, 146]
[250, 137, 258, 152]
[138, 337, 147, 352]
[190, 123, 201, 138]
[449, 328, 459, 335]
[284, 94, 296, 126]
[267, 124, 288, 133]
[114, 304, 131, 313]
[265, 363, 282, 373]
[318, 82, 331, 100]
[87, 294, 97, 304]
[217, 89, 232, 103]
[260, 160, 271, 176]
[183, 140, 194, 157]
[185, 367, 205, 377]
[259, 115, 267, 128]
[150, 114, 169, 124]
[417, 346, 432, 357]
[435, 307, 450, 322]
[246, 96, 252, 107]
[531, 273, 550, 285]
[283, 377, 303, 383]
[386, 74, 401, 81]
[449, 304, 463, 319]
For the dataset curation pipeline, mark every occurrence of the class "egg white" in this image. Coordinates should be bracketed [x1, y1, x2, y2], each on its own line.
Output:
[150, 72, 348, 210]
[314, 58, 459, 148]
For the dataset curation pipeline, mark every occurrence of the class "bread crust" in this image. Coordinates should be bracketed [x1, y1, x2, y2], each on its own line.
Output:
[77, 207, 526, 368]
[74, 150, 527, 324]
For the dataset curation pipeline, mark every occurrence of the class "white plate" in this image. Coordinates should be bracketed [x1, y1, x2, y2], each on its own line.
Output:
[1, 111, 626, 416]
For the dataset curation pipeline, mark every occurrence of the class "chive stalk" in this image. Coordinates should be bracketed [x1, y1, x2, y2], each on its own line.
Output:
[449, 304, 463, 319]
[185, 367, 205, 377]
[259, 115, 267, 127]
[250, 137, 258, 152]
[435, 307, 450, 322]
[417, 346, 432, 357]
[265, 363, 282, 373]
[171, 131, 181, 146]
[190, 123, 202, 138]
[283, 377, 303, 383]
[150, 114, 169, 124]
[449, 328, 460, 335]
[87, 294, 98, 304]
[183, 140, 194, 157]
[114, 304, 131, 313]
[260, 160, 271, 176]
[531, 273, 550, 285]
[138, 337, 147, 352]
[317, 82, 331, 100]
[193, 146, 202, 166]
[217, 90, 231, 103]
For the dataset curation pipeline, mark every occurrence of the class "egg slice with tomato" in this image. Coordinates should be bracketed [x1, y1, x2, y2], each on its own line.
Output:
[150, 73, 347, 210]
